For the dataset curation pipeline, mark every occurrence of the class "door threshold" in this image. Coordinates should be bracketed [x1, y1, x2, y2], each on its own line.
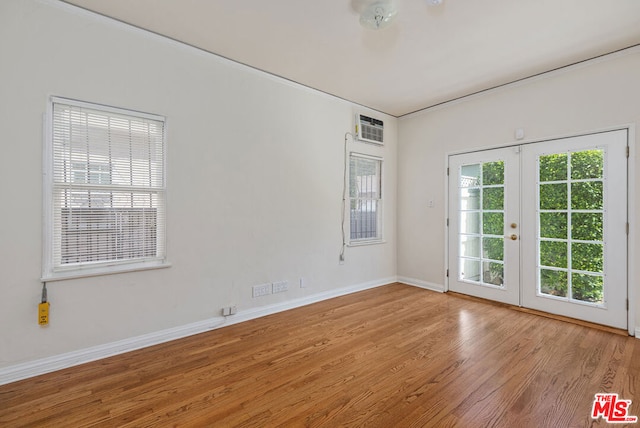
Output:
[447, 291, 629, 336]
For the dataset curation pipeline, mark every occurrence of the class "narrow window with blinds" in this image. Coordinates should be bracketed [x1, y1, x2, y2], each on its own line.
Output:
[349, 153, 383, 243]
[43, 98, 167, 280]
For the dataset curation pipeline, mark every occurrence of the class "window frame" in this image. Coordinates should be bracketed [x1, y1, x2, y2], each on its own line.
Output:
[348, 152, 384, 246]
[42, 97, 169, 281]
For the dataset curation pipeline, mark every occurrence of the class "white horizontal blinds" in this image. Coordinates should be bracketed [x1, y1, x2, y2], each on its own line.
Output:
[349, 154, 382, 241]
[51, 101, 166, 269]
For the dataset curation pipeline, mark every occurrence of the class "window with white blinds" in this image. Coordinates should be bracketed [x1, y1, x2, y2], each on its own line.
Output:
[349, 153, 383, 243]
[43, 98, 167, 280]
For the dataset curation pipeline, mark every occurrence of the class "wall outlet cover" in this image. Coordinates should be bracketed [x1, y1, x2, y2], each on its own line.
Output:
[252, 283, 272, 298]
[273, 281, 289, 293]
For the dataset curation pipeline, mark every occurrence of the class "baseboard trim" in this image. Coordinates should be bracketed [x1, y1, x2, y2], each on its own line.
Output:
[397, 276, 444, 293]
[0, 277, 395, 386]
[227, 277, 396, 327]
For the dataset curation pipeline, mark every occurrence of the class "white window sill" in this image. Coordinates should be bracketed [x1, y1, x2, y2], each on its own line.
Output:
[41, 260, 171, 282]
[348, 239, 386, 247]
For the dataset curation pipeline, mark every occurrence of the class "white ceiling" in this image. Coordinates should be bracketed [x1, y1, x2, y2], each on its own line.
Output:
[63, 0, 640, 117]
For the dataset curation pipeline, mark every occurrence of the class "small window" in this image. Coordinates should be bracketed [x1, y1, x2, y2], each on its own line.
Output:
[43, 98, 167, 280]
[349, 153, 383, 243]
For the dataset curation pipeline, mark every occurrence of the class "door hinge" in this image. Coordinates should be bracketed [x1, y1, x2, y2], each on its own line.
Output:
[626, 222, 630, 235]
[446, 269, 449, 278]
[447, 167, 450, 176]
[446, 218, 449, 227]
[626, 146, 630, 158]
[627, 299, 629, 310]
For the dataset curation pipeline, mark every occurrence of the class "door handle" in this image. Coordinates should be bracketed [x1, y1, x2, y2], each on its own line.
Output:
[508, 234, 518, 240]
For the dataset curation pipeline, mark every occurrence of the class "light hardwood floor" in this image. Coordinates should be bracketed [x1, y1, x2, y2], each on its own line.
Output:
[1, 283, 639, 427]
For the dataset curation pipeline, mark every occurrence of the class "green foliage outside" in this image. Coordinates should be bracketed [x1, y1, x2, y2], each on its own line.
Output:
[478, 150, 605, 303]
[479, 161, 505, 285]
[538, 150, 604, 303]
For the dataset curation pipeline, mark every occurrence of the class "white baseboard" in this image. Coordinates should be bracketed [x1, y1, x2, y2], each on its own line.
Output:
[227, 276, 396, 326]
[0, 277, 395, 386]
[634, 327, 640, 338]
[397, 276, 444, 293]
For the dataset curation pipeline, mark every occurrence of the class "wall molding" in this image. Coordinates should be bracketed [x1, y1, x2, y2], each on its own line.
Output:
[46, 0, 391, 119]
[0, 277, 395, 386]
[397, 276, 444, 293]
[400, 44, 640, 120]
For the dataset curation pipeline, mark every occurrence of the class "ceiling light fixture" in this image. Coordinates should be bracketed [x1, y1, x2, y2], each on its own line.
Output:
[359, 1, 397, 30]
[427, 0, 443, 5]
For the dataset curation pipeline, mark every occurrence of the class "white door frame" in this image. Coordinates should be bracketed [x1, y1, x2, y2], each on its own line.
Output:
[444, 125, 635, 336]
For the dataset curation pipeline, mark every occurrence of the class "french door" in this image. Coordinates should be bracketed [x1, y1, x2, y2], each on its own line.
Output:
[448, 130, 628, 329]
[448, 146, 521, 306]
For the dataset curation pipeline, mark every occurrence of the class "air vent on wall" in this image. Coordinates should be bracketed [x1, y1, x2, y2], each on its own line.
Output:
[356, 114, 384, 145]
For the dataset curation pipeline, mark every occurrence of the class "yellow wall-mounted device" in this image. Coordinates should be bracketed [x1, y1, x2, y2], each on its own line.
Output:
[38, 302, 50, 326]
[38, 283, 49, 326]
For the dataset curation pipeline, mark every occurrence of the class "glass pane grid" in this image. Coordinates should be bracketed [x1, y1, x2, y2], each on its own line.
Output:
[458, 161, 505, 288]
[537, 149, 605, 305]
[349, 155, 382, 241]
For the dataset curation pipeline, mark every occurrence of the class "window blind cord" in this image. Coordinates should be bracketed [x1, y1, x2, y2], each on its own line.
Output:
[341, 133, 354, 262]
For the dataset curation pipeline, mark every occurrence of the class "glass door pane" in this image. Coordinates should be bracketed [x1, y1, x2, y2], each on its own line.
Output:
[458, 161, 505, 286]
[537, 149, 605, 305]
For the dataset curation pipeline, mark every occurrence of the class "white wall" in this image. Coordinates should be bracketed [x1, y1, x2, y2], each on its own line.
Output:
[0, 0, 397, 373]
[398, 47, 640, 330]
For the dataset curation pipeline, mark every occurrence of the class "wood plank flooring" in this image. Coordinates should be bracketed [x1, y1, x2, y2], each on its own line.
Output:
[1, 283, 639, 427]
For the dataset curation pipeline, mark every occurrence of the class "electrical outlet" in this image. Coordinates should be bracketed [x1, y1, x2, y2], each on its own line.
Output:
[273, 281, 288, 293]
[253, 283, 272, 298]
[221, 306, 237, 316]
